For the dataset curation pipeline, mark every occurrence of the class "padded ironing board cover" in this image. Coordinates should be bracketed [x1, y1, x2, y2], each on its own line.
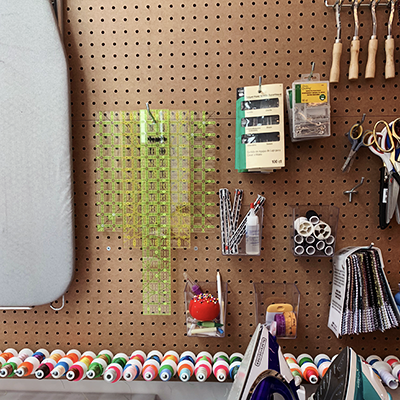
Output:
[0, 1, 74, 306]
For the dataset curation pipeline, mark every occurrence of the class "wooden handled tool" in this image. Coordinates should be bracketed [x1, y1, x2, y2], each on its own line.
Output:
[385, 0, 396, 79]
[329, 0, 344, 83]
[349, 0, 361, 81]
[365, 0, 378, 79]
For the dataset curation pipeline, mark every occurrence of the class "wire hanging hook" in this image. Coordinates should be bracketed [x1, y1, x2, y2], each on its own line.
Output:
[50, 295, 65, 311]
[308, 62, 315, 81]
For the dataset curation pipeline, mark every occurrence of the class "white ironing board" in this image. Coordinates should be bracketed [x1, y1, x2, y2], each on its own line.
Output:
[0, 0, 74, 306]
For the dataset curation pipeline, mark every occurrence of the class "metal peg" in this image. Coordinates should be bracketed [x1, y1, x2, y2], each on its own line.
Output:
[344, 177, 365, 202]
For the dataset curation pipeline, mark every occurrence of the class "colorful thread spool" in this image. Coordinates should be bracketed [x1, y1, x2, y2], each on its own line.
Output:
[123, 350, 146, 382]
[297, 354, 318, 384]
[35, 349, 65, 379]
[66, 351, 96, 381]
[15, 349, 49, 377]
[86, 350, 113, 379]
[159, 351, 179, 382]
[0, 348, 33, 378]
[0, 349, 18, 368]
[104, 353, 128, 383]
[195, 351, 212, 382]
[212, 352, 230, 382]
[367, 355, 398, 389]
[142, 350, 163, 382]
[229, 353, 243, 381]
[177, 351, 195, 382]
[384, 355, 400, 379]
[51, 350, 81, 379]
[284, 353, 302, 386]
[314, 354, 331, 378]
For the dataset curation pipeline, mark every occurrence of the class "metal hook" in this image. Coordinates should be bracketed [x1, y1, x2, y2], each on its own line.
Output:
[308, 62, 315, 81]
[146, 102, 157, 125]
[258, 76, 262, 93]
[50, 295, 65, 311]
[344, 177, 365, 202]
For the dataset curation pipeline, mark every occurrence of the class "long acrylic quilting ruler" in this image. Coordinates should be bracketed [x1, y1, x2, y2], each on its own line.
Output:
[140, 109, 172, 315]
[121, 111, 142, 248]
[169, 110, 191, 248]
[95, 111, 124, 232]
[190, 111, 217, 232]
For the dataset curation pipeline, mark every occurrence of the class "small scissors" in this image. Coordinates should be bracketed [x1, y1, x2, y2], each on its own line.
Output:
[341, 114, 374, 172]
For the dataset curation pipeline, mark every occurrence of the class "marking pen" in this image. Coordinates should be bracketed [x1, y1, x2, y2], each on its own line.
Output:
[104, 353, 128, 383]
[66, 351, 96, 381]
[212, 352, 229, 382]
[159, 351, 179, 382]
[35, 350, 65, 379]
[87, 350, 113, 379]
[177, 351, 195, 382]
[15, 349, 49, 377]
[142, 350, 163, 381]
[0, 348, 33, 378]
[51, 350, 81, 379]
[183, 271, 202, 295]
[123, 350, 146, 382]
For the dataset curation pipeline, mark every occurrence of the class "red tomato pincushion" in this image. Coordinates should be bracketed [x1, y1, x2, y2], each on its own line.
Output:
[189, 293, 220, 322]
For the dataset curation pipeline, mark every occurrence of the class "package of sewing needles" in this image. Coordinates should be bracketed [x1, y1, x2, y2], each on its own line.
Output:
[287, 73, 331, 142]
[235, 83, 285, 172]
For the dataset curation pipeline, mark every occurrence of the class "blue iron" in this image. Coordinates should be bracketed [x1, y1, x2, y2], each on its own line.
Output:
[227, 323, 306, 400]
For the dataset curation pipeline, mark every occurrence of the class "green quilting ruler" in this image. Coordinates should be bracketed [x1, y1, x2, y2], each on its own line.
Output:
[95, 111, 124, 232]
[140, 109, 171, 314]
[190, 111, 217, 232]
[120, 111, 142, 248]
[96, 109, 217, 315]
[169, 110, 191, 248]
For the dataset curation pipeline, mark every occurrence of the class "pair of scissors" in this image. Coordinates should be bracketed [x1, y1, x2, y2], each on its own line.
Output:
[341, 114, 374, 172]
[367, 130, 400, 225]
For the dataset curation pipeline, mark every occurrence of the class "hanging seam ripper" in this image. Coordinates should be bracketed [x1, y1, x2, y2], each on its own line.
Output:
[349, 0, 362, 81]
[385, 0, 396, 79]
[365, 0, 379, 79]
[329, 0, 344, 83]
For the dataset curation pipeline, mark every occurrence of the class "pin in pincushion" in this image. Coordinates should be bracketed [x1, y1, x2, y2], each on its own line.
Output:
[189, 293, 220, 322]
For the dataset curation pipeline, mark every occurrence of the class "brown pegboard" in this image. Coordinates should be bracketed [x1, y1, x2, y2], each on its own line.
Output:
[2, 0, 400, 360]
